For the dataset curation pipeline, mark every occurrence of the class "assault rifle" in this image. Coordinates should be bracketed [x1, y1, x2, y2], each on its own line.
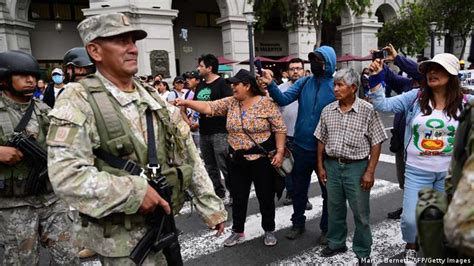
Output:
[129, 169, 183, 266]
[7, 132, 49, 194]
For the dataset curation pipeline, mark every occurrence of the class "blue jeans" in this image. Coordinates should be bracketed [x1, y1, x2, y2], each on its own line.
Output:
[290, 144, 328, 232]
[401, 164, 445, 243]
[200, 133, 230, 198]
[325, 159, 372, 258]
[284, 136, 295, 194]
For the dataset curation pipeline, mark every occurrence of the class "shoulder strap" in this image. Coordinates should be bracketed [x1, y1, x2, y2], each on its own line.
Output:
[14, 102, 34, 132]
[79, 75, 128, 150]
[238, 103, 269, 155]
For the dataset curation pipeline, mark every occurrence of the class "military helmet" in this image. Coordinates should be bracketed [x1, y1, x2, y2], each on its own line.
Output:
[63, 47, 94, 67]
[0, 50, 40, 80]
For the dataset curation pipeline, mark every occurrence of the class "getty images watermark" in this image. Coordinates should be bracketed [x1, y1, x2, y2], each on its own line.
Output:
[360, 257, 472, 264]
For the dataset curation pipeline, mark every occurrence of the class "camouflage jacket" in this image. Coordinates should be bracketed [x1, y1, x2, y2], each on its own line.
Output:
[46, 72, 227, 257]
[444, 100, 474, 256]
[0, 92, 57, 209]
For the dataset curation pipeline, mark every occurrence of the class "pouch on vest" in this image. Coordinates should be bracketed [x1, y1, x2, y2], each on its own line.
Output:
[416, 188, 448, 262]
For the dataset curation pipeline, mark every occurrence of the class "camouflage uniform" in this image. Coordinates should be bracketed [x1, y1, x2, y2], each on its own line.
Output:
[46, 71, 227, 263]
[444, 100, 474, 257]
[0, 93, 78, 265]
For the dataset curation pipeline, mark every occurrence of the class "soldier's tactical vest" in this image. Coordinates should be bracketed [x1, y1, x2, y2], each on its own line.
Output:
[79, 75, 192, 232]
[0, 98, 52, 197]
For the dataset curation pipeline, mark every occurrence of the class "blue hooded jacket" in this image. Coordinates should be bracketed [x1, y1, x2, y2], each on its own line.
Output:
[267, 46, 336, 151]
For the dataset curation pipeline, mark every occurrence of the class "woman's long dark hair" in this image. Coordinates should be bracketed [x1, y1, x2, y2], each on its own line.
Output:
[242, 81, 266, 96]
[419, 74, 463, 120]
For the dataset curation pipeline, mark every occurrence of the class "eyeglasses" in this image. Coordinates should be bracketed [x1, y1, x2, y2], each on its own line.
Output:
[289, 67, 303, 72]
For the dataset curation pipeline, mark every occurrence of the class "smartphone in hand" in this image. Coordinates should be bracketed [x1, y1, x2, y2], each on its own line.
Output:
[372, 50, 388, 61]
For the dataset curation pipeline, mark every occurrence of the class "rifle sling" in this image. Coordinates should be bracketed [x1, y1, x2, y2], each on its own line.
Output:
[14, 102, 35, 133]
[145, 108, 159, 169]
[92, 108, 160, 177]
[93, 148, 143, 176]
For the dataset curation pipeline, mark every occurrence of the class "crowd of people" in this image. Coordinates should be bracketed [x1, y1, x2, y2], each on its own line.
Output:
[0, 11, 473, 266]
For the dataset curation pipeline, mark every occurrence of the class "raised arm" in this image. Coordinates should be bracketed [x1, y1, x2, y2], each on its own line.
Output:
[259, 69, 308, 106]
[368, 59, 419, 114]
[175, 98, 212, 115]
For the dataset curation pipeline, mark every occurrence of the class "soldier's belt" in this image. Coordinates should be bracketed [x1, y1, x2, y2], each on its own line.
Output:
[80, 213, 145, 238]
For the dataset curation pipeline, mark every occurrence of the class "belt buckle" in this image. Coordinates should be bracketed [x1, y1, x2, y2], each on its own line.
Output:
[338, 158, 344, 164]
[123, 160, 138, 172]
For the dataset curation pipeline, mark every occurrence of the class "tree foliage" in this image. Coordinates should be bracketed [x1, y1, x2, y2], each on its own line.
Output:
[424, 0, 474, 58]
[377, 2, 431, 57]
[251, 0, 371, 48]
[378, 0, 474, 58]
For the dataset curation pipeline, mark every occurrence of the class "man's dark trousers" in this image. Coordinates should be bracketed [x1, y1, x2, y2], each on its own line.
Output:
[290, 144, 328, 232]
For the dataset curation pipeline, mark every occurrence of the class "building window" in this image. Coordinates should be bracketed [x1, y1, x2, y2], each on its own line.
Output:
[53, 4, 72, 20]
[195, 12, 220, 28]
[29, 0, 89, 22]
[30, 3, 50, 20]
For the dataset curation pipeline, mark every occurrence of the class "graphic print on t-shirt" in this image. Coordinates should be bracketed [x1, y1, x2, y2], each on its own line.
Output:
[412, 118, 456, 156]
[196, 87, 211, 101]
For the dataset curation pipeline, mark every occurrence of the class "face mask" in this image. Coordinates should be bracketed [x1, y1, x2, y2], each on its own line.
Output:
[52, 75, 64, 84]
[310, 60, 325, 77]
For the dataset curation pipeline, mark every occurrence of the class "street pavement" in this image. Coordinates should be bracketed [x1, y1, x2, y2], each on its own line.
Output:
[1, 112, 411, 265]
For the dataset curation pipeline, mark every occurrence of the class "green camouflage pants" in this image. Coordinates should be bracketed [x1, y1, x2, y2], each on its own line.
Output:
[0, 200, 79, 265]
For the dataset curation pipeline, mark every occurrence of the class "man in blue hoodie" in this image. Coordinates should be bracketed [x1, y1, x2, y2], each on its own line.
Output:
[261, 46, 336, 242]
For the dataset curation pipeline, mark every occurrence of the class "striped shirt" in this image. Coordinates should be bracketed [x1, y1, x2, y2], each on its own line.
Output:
[315, 97, 387, 160]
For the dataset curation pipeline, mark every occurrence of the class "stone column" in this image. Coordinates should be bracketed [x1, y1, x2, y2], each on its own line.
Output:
[84, 1, 178, 78]
[337, 18, 382, 71]
[0, 0, 34, 53]
[216, 15, 250, 72]
[287, 25, 316, 59]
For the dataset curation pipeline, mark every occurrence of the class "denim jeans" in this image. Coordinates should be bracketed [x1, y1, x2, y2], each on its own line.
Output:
[290, 144, 328, 232]
[325, 159, 372, 258]
[401, 164, 445, 243]
[199, 133, 230, 198]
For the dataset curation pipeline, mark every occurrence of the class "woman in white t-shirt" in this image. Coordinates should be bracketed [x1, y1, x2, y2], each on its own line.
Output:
[368, 53, 474, 261]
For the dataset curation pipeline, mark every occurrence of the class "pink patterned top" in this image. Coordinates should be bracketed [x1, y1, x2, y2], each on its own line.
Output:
[208, 96, 286, 160]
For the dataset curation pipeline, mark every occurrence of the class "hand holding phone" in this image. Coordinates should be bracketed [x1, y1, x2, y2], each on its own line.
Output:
[372, 50, 388, 61]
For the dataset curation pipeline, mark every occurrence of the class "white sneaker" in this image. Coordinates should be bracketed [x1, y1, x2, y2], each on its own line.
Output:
[264, 231, 277, 246]
[223, 232, 245, 247]
[404, 249, 417, 265]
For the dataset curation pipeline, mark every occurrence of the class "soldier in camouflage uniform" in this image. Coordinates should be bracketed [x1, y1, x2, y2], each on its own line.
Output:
[0, 51, 79, 265]
[444, 99, 474, 258]
[46, 13, 227, 265]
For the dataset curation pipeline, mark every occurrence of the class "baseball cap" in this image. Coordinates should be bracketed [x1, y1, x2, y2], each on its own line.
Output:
[418, 53, 460, 76]
[308, 51, 324, 62]
[77, 13, 147, 44]
[173, 76, 185, 83]
[52, 68, 63, 76]
[184, 71, 200, 79]
[226, 69, 258, 88]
